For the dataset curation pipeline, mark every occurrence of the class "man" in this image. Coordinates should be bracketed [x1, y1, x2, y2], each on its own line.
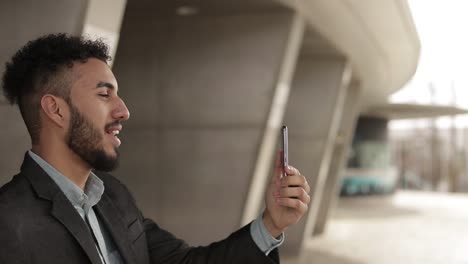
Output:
[0, 34, 311, 263]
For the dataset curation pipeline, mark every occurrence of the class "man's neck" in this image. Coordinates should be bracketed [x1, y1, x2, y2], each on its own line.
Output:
[31, 144, 91, 190]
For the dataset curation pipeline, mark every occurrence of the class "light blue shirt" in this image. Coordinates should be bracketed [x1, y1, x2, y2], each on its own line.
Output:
[28, 151, 122, 264]
[28, 150, 283, 260]
[250, 214, 284, 255]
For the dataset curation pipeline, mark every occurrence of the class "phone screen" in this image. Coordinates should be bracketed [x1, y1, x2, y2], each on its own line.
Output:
[281, 125, 288, 176]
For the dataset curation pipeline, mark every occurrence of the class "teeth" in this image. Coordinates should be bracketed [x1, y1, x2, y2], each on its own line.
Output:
[112, 130, 119, 136]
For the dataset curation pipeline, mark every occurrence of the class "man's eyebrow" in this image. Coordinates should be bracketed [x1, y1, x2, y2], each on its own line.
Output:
[96, 81, 115, 90]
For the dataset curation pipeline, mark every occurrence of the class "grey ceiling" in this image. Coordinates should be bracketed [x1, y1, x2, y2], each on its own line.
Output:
[125, 0, 288, 17]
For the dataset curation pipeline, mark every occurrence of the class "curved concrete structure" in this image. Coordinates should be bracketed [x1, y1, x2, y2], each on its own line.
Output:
[278, 0, 420, 108]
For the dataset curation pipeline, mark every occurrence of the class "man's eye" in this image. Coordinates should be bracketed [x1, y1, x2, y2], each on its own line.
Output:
[99, 94, 109, 98]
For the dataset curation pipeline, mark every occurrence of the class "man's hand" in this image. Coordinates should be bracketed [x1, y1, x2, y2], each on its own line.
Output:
[263, 151, 311, 238]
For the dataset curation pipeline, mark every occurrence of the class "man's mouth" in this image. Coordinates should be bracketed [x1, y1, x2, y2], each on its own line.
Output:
[105, 124, 122, 147]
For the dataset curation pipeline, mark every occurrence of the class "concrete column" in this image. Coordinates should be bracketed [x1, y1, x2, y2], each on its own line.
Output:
[241, 14, 305, 226]
[112, 8, 298, 245]
[0, 0, 88, 185]
[81, 0, 127, 65]
[280, 55, 350, 255]
[312, 82, 361, 235]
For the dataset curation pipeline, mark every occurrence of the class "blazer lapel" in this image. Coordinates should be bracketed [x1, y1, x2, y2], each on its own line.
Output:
[51, 195, 104, 264]
[95, 194, 138, 264]
[21, 153, 103, 264]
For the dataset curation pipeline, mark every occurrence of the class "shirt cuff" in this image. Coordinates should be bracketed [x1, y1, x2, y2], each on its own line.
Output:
[250, 214, 284, 255]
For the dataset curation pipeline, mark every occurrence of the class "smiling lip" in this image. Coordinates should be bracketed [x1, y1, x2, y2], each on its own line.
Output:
[106, 124, 122, 147]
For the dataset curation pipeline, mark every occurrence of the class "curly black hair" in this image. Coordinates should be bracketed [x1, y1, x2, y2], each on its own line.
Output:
[1, 33, 111, 144]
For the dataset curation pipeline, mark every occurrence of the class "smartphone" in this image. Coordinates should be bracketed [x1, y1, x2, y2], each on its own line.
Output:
[281, 125, 288, 176]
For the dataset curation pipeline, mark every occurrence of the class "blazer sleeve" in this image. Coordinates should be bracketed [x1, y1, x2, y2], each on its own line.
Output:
[143, 217, 280, 264]
[99, 173, 280, 264]
[0, 208, 29, 264]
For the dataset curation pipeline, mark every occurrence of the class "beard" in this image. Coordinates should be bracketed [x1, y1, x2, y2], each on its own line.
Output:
[66, 103, 119, 172]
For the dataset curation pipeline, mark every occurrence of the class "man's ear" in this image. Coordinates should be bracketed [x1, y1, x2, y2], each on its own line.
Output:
[40, 95, 69, 128]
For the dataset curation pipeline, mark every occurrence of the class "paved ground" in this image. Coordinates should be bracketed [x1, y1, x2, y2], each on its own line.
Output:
[281, 191, 468, 264]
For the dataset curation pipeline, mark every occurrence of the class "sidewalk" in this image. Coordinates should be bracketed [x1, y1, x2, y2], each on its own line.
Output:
[282, 191, 468, 264]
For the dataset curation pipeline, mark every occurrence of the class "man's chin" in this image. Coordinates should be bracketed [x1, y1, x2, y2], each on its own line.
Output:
[86, 148, 120, 172]
[105, 149, 118, 160]
[93, 156, 119, 172]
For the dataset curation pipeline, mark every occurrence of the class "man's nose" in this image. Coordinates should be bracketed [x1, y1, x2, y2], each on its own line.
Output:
[113, 97, 130, 121]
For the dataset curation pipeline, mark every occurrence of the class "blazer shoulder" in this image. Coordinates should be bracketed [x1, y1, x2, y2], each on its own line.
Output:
[0, 173, 35, 223]
[0, 173, 32, 204]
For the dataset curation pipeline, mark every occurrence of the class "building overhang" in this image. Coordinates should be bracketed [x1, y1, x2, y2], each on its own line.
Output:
[277, 0, 421, 109]
[363, 103, 468, 120]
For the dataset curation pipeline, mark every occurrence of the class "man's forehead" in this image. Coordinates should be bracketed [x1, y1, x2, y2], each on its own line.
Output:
[71, 58, 118, 90]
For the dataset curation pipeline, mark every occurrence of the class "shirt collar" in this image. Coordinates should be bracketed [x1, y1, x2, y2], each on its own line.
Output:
[27, 150, 104, 214]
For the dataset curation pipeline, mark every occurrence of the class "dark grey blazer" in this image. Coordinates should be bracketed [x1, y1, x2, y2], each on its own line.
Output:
[0, 154, 279, 264]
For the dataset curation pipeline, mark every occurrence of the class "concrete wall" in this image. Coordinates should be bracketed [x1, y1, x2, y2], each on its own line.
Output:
[0, 0, 88, 185]
[112, 10, 295, 245]
[281, 55, 349, 254]
[313, 82, 361, 235]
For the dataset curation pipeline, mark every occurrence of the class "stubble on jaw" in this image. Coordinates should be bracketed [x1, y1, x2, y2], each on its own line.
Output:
[66, 102, 119, 172]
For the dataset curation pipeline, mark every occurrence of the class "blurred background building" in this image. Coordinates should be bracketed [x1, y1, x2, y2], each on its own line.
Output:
[4, 0, 466, 263]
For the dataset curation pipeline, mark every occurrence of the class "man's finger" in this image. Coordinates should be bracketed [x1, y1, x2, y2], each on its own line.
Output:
[276, 197, 308, 214]
[281, 174, 308, 189]
[284, 165, 300, 176]
[274, 150, 283, 181]
[277, 187, 310, 204]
